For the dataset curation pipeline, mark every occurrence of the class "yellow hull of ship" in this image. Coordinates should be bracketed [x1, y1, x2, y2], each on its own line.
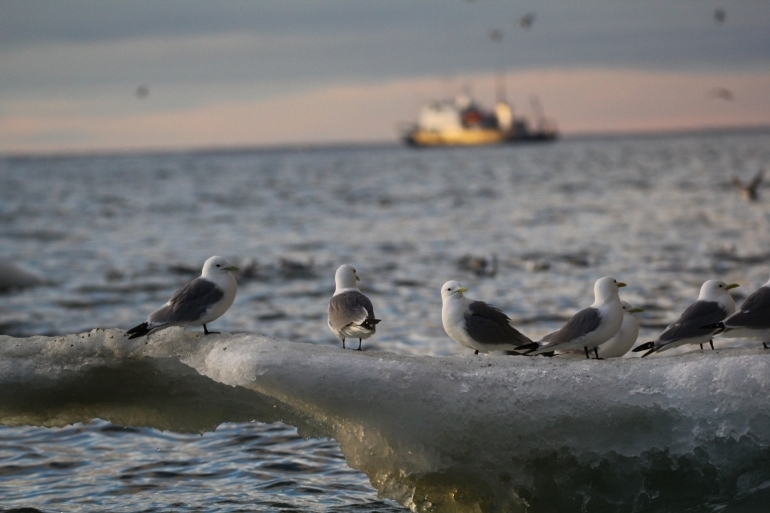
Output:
[410, 129, 505, 147]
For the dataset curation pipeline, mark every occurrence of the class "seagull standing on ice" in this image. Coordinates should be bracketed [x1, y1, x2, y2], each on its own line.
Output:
[126, 255, 239, 339]
[708, 277, 770, 349]
[632, 280, 738, 357]
[327, 264, 380, 350]
[440, 281, 532, 355]
[525, 277, 627, 359]
[595, 301, 644, 358]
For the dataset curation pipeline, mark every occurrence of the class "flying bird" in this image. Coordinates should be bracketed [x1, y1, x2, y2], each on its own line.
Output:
[714, 8, 726, 25]
[441, 281, 532, 355]
[731, 168, 764, 202]
[126, 256, 239, 339]
[632, 280, 738, 357]
[520, 12, 536, 30]
[710, 88, 734, 101]
[488, 28, 503, 43]
[525, 277, 627, 359]
[328, 264, 380, 350]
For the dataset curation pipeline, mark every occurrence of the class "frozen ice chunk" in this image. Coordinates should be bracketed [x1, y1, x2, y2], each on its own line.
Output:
[1, 328, 769, 511]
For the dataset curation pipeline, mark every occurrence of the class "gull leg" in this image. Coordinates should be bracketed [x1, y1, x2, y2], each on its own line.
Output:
[764, 342, 768, 349]
[357, 339, 363, 351]
[342, 338, 346, 349]
[203, 324, 220, 335]
[700, 343, 704, 350]
[584, 346, 590, 359]
[709, 340, 715, 350]
[594, 347, 603, 360]
[474, 350, 479, 355]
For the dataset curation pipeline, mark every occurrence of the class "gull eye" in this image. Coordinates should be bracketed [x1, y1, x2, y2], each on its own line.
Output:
[216, 264, 221, 267]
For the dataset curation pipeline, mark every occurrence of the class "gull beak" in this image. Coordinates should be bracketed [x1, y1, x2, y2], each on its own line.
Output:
[617, 282, 627, 288]
[224, 265, 239, 272]
[629, 308, 645, 313]
[725, 283, 739, 290]
[456, 286, 468, 294]
[356, 275, 361, 281]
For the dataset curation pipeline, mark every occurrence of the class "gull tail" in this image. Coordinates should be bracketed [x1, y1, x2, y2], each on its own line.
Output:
[632, 341, 656, 357]
[126, 322, 152, 339]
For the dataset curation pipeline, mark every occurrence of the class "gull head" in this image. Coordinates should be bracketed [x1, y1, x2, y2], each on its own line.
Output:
[594, 276, 626, 303]
[334, 264, 361, 290]
[441, 281, 467, 302]
[621, 301, 644, 315]
[202, 256, 239, 276]
[699, 280, 739, 301]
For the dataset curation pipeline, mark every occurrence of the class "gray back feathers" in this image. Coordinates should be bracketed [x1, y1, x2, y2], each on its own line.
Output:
[727, 287, 770, 330]
[657, 300, 727, 343]
[328, 291, 377, 330]
[544, 307, 602, 346]
[149, 277, 223, 325]
[463, 301, 532, 347]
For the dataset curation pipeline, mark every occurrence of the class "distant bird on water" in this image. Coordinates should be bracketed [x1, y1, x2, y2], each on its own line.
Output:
[524, 277, 627, 359]
[328, 264, 380, 350]
[441, 281, 532, 355]
[126, 256, 239, 339]
[632, 280, 738, 357]
[706, 277, 770, 349]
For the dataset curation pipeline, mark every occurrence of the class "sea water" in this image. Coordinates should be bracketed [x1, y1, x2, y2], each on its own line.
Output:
[1, 130, 769, 511]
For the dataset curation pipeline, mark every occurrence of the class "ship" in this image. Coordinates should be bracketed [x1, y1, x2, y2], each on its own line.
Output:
[401, 92, 557, 147]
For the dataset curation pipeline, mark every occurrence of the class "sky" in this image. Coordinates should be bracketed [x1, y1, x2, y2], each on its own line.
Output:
[1, 0, 769, 154]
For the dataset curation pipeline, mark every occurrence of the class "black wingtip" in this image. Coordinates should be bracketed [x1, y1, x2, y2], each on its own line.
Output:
[517, 342, 540, 354]
[641, 347, 657, 358]
[632, 341, 655, 353]
[126, 322, 151, 339]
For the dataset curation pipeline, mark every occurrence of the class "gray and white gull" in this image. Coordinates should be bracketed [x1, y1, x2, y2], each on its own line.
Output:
[632, 279, 738, 357]
[126, 255, 239, 339]
[441, 280, 532, 355]
[327, 264, 380, 350]
[595, 301, 644, 358]
[709, 276, 770, 349]
[525, 277, 627, 359]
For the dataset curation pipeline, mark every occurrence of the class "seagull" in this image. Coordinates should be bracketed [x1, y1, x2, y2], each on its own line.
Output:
[731, 168, 764, 202]
[126, 256, 239, 339]
[519, 12, 536, 30]
[328, 264, 380, 350]
[714, 7, 726, 25]
[441, 281, 532, 355]
[525, 277, 627, 359]
[707, 277, 770, 349]
[596, 301, 644, 358]
[632, 280, 738, 357]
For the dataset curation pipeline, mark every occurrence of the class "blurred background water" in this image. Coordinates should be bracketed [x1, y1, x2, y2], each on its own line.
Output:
[1, 129, 770, 511]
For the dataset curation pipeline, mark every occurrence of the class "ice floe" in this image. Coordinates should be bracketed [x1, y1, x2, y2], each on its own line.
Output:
[1, 328, 769, 512]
